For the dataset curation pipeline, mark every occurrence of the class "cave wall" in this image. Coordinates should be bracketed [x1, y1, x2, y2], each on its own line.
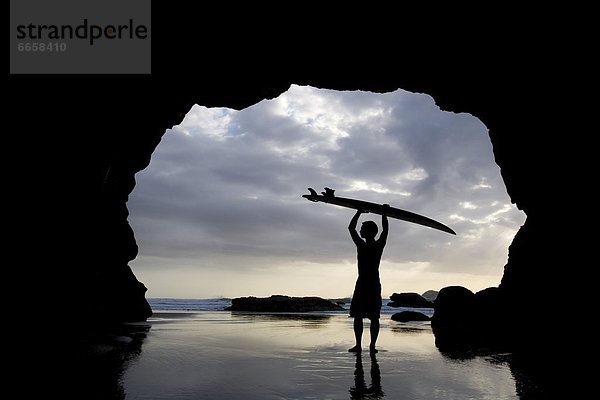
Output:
[9, 11, 562, 331]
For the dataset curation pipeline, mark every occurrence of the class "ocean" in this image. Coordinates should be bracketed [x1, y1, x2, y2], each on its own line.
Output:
[147, 297, 434, 317]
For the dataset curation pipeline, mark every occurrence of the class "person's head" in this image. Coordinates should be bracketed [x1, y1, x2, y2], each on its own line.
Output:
[360, 221, 378, 240]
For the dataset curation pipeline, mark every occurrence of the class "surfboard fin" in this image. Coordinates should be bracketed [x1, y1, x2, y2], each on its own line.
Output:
[304, 188, 319, 201]
[322, 187, 335, 197]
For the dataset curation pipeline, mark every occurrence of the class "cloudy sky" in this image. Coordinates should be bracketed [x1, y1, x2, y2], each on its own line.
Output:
[128, 85, 525, 299]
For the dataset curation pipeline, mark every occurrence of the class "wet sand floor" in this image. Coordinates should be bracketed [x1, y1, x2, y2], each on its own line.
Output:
[122, 312, 519, 399]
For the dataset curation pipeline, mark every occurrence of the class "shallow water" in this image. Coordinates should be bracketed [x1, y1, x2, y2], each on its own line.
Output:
[123, 312, 518, 399]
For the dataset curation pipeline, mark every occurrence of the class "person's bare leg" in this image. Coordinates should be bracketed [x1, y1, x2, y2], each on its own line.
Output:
[349, 317, 363, 352]
[369, 318, 379, 353]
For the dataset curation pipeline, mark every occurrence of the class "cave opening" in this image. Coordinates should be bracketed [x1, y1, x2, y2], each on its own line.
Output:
[127, 84, 525, 301]
[11, 14, 572, 398]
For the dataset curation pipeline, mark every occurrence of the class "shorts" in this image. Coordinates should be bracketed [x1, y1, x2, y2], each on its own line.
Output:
[349, 281, 382, 319]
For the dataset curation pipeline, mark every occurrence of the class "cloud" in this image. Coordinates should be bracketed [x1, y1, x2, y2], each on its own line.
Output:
[128, 85, 525, 297]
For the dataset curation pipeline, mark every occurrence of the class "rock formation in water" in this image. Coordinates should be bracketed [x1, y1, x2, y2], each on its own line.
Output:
[388, 292, 433, 308]
[225, 295, 345, 312]
[431, 285, 516, 352]
[391, 311, 431, 322]
[421, 290, 439, 302]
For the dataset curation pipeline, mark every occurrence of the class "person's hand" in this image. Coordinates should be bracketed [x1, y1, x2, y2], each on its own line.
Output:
[382, 204, 390, 215]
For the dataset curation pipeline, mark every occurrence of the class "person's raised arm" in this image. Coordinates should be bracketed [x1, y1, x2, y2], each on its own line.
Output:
[348, 209, 364, 246]
[379, 205, 389, 245]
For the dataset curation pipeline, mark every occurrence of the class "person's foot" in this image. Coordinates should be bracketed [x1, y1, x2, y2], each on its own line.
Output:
[369, 345, 378, 354]
[348, 345, 362, 353]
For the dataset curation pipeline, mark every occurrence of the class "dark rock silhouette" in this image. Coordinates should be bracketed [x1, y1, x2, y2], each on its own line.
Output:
[431, 286, 518, 353]
[391, 311, 431, 322]
[432, 285, 517, 352]
[431, 286, 474, 323]
[388, 292, 433, 308]
[225, 295, 345, 312]
[421, 290, 439, 302]
[430, 286, 476, 350]
[473, 287, 512, 341]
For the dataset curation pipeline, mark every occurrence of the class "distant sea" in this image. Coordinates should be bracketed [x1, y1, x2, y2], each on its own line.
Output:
[147, 297, 434, 317]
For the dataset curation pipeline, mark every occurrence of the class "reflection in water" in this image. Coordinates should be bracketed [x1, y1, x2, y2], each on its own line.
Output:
[437, 347, 481, 362]
[390, 325, 430, 335]
[508, 354, 549, 399]
[435, 340, 547, 399]
[75, 323, 149, 399]
[350, 353, 384, 399]
[231, 312, 333, 328]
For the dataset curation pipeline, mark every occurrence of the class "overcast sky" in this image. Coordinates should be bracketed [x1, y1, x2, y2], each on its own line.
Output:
[128, 85, 525, 299]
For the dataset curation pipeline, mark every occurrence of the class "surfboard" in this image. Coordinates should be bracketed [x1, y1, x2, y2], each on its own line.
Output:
[302, 187, 456, 235]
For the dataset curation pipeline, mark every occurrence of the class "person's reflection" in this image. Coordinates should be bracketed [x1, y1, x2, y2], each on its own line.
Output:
[349, 352, 384, 399]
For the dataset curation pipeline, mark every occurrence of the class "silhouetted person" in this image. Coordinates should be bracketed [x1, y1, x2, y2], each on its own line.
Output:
[349, 352, 384, 399]
[348, 207, 388, 354]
